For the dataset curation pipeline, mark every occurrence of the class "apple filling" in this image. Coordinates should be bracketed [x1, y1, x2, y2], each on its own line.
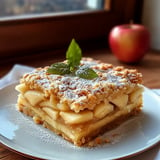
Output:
[15, 57, 143, 146]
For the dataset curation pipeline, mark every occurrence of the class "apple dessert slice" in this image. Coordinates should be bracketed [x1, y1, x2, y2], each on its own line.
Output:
[15, 39, 143, 146]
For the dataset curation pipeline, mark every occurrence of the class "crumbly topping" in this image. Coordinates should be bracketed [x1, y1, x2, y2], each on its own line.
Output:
[20, 58, 143, 112]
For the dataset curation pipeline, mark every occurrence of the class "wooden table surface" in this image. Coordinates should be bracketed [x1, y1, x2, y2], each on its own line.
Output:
[0, 48, 160, 160]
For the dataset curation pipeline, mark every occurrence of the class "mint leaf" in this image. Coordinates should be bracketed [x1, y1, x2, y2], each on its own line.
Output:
[76, 67, 98, 80]
[47, 62, 70, 75]
[66, 39, 82, 71]
[47, 39, 99, 80]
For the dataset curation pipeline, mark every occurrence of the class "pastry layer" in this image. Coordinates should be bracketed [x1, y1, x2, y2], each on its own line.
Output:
[15, 58, 143, 146]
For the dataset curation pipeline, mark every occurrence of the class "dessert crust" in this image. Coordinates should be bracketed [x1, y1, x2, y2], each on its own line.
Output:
[19, 58, 143, 113]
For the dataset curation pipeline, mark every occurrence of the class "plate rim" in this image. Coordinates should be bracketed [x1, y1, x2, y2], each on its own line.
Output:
[0, 139, 160, 160]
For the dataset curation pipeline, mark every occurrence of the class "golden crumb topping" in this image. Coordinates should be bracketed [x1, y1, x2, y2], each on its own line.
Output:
[20, 58, 143, 112]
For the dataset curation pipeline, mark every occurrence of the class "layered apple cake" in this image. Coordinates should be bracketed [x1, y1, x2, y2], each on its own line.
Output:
[15, 58, 143, 146]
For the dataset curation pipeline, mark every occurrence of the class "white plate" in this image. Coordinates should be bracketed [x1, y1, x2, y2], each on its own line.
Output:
[0, 84, 160, 160]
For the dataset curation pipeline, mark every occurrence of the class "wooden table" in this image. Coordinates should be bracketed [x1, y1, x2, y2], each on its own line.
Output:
[0, 48, 160, 160]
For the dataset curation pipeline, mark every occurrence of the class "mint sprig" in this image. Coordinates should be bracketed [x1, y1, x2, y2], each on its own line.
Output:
[47, 62, 70, 75]
[66, 39, 82, 71]
[76, 67, 98, 80]
[47, 39, 98, 80]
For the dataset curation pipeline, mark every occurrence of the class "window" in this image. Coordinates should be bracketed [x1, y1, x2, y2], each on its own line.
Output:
[0, 0, 104, 17]
[0, 0, 143, 60]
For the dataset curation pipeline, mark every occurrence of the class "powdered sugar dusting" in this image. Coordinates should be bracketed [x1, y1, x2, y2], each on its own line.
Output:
[20, 58, 142, 112]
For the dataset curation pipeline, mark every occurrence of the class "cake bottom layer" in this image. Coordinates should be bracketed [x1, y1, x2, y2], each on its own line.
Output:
[16, 102, 142, 146]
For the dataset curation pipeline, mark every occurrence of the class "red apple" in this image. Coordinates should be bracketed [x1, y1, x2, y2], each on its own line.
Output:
[109, 24, 150, 63]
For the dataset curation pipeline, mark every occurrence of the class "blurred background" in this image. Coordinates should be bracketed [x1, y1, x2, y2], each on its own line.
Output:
[0, 0, 159, 60]
[142, 0, 160, 50]
[0, 0, 159, 51]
